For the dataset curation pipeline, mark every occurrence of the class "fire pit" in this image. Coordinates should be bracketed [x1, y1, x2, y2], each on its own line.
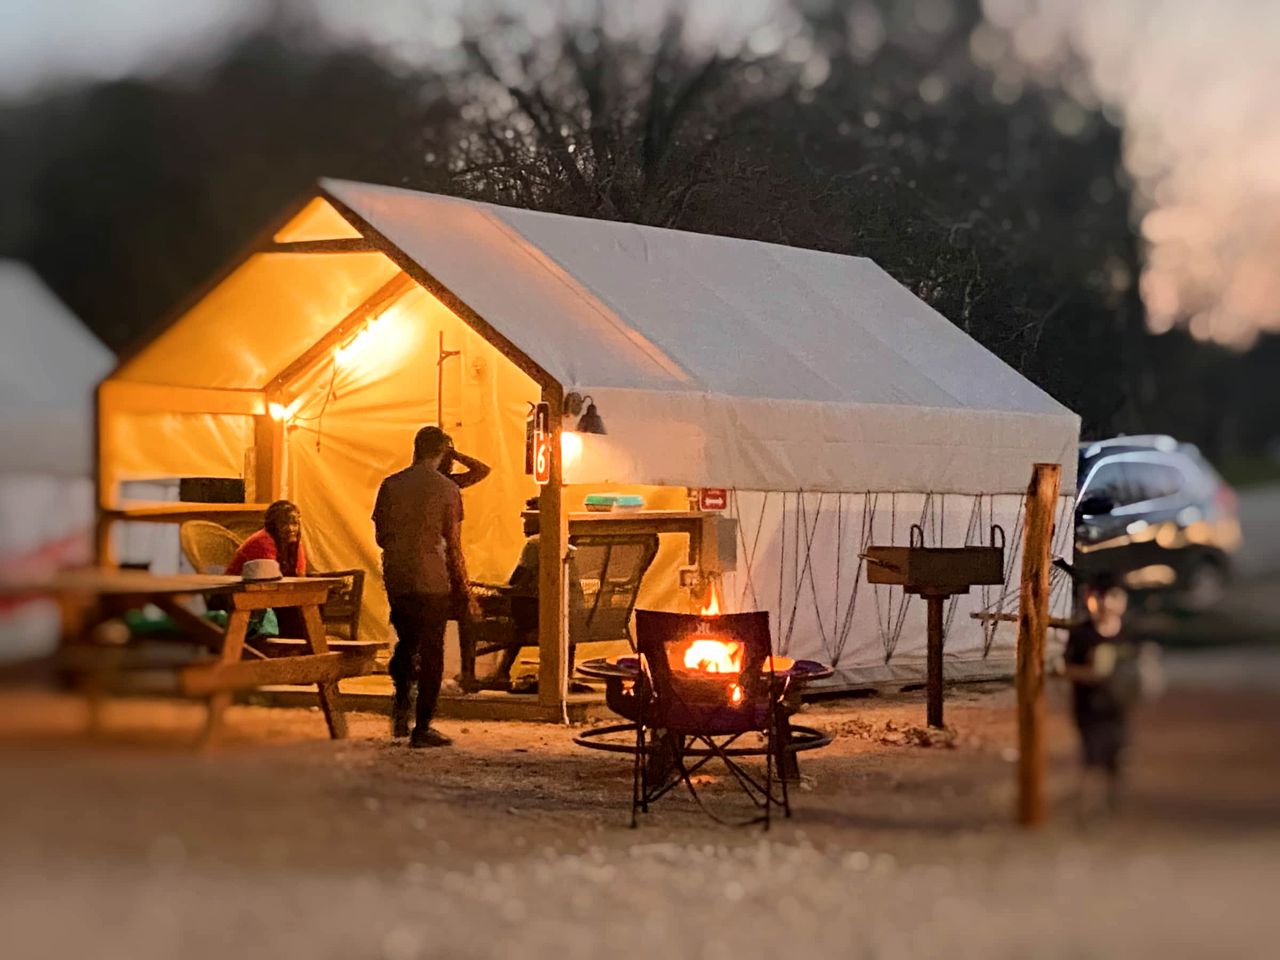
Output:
[575, 586, 832, 827]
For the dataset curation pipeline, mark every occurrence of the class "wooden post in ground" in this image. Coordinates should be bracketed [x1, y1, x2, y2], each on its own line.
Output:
[1015, 462, 1061, 827]
[537, 386, 567, 715]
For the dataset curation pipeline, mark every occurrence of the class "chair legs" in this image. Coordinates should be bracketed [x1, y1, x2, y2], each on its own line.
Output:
[630, 719, 792, 828]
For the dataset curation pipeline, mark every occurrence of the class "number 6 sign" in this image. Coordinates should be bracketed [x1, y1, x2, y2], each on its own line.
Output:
[532, 401, 551, 485]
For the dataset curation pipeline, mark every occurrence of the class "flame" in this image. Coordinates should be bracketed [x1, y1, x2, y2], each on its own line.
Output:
[682, 638, 743, 673]
[699, 581, 723, 617]
[730, 684, 744, 704]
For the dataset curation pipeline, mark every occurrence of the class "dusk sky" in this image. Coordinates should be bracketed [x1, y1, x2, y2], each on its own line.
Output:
[3, 0, 1276, 346]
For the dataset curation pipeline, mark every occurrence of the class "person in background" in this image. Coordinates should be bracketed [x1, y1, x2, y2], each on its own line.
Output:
[462, 497, 589, 693]
[221, 499, 307, 637]
[438, 438, 489, 688]
[373, 426, 474, 748]
[439, 441, 490, 490]
[1060, 571, 1143, 818]
[226, 499, 307, 578]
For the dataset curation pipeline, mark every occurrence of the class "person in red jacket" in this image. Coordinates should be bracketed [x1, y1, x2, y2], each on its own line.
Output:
[226, 500, 307, 578]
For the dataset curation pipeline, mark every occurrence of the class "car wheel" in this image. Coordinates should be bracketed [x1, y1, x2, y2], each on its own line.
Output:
[1179, 561, 1227, 613]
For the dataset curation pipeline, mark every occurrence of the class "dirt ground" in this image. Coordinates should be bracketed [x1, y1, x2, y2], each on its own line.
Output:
[2, 640, 1279, 960]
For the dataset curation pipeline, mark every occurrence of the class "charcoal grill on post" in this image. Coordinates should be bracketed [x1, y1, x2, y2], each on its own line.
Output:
[863, 524, 1005, 728]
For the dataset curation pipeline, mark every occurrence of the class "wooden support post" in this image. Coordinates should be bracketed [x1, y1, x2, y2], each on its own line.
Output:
[251, 411, 285, 502]
[1015, 462, 1061, 827]
[537, 386, 567, 713]
[925, 594, 946, 728]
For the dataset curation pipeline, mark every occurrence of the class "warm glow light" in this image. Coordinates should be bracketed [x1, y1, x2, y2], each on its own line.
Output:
[683, 637, 743, 673]
[267, 399, 303, 424]
[334, 315, 387, 369]
[561, 430, 583, 466]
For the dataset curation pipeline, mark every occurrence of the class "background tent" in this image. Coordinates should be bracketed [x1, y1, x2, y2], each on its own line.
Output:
[0, 260, 114, 660]
[98, 183, 1080, 695]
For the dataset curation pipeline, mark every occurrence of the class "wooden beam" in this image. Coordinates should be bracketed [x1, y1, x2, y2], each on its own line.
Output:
[99, 381, 267, 416]
[1015, 462, 1061, 828]
[267, 272, 416, 393]
[537, 385, 567, 713]
[181, 650, 371, 696]
[262, 238, 379, 254]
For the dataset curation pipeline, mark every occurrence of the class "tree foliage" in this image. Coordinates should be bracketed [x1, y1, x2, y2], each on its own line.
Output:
[0, 0, 1272, 455]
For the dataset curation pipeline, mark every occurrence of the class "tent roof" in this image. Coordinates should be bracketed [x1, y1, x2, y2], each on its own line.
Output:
[323, 179, 1067, 419]
[0, 260, 113, 476]
[322, 180, 1079, 493]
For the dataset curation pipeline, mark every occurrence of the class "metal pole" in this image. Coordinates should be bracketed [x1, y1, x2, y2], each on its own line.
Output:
[926, 594, 945, 728]
[436, 331, 444, 428]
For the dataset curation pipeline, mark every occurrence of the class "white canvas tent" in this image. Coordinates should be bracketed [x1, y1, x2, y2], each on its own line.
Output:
[98, 181, 1079, 712]
[0, 260, 114, 660]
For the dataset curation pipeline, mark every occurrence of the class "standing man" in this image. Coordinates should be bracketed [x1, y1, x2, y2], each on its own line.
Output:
[373, 426, 473, 748]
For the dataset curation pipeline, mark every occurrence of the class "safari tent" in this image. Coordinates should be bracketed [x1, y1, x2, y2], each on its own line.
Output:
[96, 179, 1080, 717]
[1, 260, 114, 660]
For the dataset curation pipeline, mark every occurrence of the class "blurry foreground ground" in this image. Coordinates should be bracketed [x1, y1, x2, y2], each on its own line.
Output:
[2, 575, 1279, 960]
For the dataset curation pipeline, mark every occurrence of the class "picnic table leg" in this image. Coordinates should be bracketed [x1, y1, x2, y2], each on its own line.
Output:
[301, 604, 348, 740]
[201, 609, 249, 747]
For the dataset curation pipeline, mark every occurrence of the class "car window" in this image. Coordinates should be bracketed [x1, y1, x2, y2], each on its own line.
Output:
[1081, 460, 1136, 506]
[1127, 461, 1184, 502]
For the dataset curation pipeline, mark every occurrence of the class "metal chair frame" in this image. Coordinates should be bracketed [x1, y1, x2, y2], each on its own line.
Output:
[630, 610, 791, 829]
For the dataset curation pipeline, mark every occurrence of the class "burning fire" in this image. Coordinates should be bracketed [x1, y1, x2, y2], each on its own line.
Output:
[683, 638, 744, 673]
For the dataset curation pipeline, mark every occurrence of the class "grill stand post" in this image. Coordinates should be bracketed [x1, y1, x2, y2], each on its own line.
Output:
[925, 593, 947, 729]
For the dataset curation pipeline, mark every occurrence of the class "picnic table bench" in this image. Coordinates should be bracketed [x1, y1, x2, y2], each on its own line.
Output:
[0, 568, 379, 743]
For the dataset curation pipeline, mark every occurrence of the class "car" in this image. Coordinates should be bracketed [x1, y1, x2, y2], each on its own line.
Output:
[1073, 435, 1242, 611]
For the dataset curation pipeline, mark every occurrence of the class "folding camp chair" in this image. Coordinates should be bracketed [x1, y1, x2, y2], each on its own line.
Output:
[632, 609, 790, 829]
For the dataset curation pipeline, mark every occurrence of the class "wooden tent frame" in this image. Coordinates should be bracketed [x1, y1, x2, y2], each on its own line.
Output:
[96, 186, 572, 718]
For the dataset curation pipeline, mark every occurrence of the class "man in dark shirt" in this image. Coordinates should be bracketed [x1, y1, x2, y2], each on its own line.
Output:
[373, 426, 472, 748]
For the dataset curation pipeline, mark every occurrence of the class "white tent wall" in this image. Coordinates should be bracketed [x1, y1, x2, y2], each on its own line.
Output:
[0, 260, 113, 662]
[719, 491, 1077, 688]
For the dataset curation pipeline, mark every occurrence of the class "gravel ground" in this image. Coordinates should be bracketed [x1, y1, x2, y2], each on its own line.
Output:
[2, 663, 1278, 960]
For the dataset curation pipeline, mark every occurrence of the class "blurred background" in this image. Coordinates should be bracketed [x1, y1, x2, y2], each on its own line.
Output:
[1, 0, 1277, 465]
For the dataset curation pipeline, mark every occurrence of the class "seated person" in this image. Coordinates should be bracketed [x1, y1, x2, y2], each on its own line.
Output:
[226, 499, 307, 577]
[223, 499, 307, 637]
[481, 498, 542, 685]
[468, 498, 586, 690]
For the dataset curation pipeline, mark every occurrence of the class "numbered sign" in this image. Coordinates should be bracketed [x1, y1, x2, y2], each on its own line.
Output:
[531, 401, 551, 485]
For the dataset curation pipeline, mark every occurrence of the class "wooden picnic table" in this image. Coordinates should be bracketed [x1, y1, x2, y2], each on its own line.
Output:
[0, 568, 376, 743]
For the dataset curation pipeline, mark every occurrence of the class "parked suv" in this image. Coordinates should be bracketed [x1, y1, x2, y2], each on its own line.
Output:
[1074, 435, 1241, 610]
